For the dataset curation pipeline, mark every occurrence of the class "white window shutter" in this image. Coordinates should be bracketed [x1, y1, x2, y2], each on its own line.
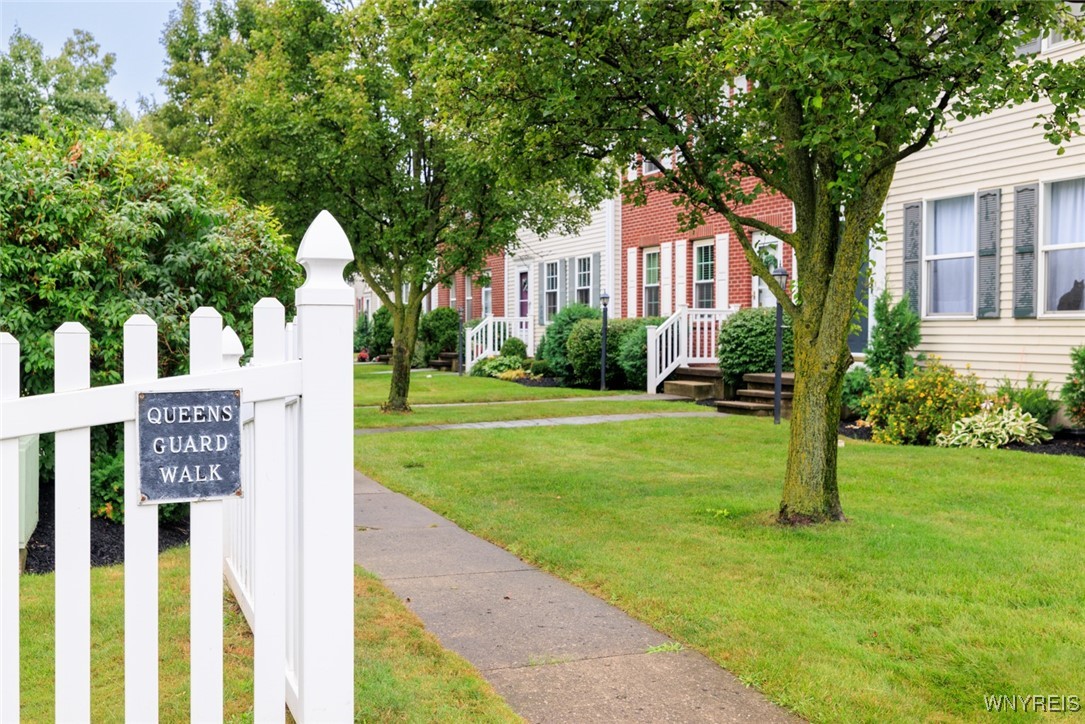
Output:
[675, 239, 688, 308]
[660, 242, 673, 316]
[715, 234, 729, 309]
[626, 248, 638, 317]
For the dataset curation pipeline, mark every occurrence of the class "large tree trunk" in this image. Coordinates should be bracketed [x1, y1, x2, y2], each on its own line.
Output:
[778, 331, 848, 523]
[384, 302, 421, 412]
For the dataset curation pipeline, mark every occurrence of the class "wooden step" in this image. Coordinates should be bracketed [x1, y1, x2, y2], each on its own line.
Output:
[672, 365, 722, 380]
[716, 400, 791, 418]
[739, 389, 793, 401]
[430, 359, 453, 371]
[663, 380, 716, 401]
[742, 372, 795, 385]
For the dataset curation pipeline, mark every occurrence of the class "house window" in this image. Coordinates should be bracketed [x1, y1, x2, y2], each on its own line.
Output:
[1049, 3, 1084, 47]
[927, 195, 975, 315]
[1045, 178, 1085, 313]
[642, 153, 660, 176]
[449, 279, 456, 309]
[465, 277, 473, 316]
[482, 285, 492, 317]
[694, 241, 715, 308]
[545, 261, 559, 321]
[643, 249, 660, 317]
[576, 256, 592, 305]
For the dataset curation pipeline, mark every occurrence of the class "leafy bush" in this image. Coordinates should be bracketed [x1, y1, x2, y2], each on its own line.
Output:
[470, 355, 526, 378]
[354, 313, 372, 353]
[371, 306, 393, 356]
[995, 374, 1059, 427]
[615, 317, 665, 391]
[0, 126, 298, 521]
[716, 308, 793, 385]
[865, 360, 987, 445]
[936, 404, 1052, 449]
[411, 339, 427, 368]
[469, 356, 495, 377]
[500, 336, 527, 359]
[841, 366, 872, 419]
[865, 289, 921, 378]
[496, 368, 529, 381]
[1061, 345, 1085, 427]
[566, 318, 644, 388]
[537, 304, 600, 379]
[529, 359, 554, 377]
[420, 307, 460, 356]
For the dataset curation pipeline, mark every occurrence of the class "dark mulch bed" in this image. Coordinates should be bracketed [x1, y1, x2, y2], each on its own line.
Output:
[24, 481, 190, 575]
[839, 422, 1085, 457]
[514, 376, 563, 387]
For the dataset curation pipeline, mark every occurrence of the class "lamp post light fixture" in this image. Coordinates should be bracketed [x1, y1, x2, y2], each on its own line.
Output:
[770, 266, 789, 425]
[599, 291, 611, 392]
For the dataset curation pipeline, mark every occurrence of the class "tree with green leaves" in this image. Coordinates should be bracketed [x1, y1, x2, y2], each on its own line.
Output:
[1, 27, 126, 136]
[440, 0, 1085, 522]
[150, 0, 608, 411]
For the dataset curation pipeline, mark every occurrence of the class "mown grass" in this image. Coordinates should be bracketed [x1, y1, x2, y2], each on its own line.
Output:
[355, 398, 701, 429]
[355, 416, 1085, 723]
[355, 368, 628, 406]
[20, 548, 518, 722]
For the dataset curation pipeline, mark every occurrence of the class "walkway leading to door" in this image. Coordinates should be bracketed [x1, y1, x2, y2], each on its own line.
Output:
[352, 471, 802, 723]
[355, 410, 719, 435]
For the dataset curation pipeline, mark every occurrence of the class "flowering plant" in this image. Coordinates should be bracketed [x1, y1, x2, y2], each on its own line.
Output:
[1061, 346, 1085, 427]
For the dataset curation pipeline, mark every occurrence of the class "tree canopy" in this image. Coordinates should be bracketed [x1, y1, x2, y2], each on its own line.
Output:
[438, 0, 1085, 521]
[1, 27, 127, 136]
[149, 0, 612, 409]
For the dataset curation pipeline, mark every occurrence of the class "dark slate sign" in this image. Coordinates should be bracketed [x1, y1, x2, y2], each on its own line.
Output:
[137, 389, 242, 504]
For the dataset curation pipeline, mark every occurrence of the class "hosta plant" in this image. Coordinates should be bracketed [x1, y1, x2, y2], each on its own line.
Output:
[935, 404, 1053, 449]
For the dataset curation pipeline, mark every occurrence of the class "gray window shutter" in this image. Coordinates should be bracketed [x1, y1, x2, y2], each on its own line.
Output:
[1013, 184, 1038, 318]
[976, 189, 1001, 319]
[902, 202, 922, 315]
[566, 257, 576, 305]
[556, 260, 566, 311]
[538, 262, 546, 324]
[591, 252, 601, 307]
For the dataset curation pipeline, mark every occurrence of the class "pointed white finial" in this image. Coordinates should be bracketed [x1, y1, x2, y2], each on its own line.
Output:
[296, 211, 354, 306]
[221, 326, 244, 368]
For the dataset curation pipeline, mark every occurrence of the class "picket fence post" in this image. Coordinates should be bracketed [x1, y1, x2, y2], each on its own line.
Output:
[124, 314, 160, 721]
[0, 333, 20, 722]
[294, 211, 355, 720]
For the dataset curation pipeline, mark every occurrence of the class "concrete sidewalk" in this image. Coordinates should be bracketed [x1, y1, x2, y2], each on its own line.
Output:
[355, 410, 720, 436]
[352, 471, 801, 723]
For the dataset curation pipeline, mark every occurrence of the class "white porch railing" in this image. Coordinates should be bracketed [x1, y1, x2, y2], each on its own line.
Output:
[465, 315, 535, 373]
[646, 305, 738, 393]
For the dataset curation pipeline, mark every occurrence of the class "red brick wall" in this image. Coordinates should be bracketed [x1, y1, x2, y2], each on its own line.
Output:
[432, 252, 507, 317]
[621, 177, 794, 316]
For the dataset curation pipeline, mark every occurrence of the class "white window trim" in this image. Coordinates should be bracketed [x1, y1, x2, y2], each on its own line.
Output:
[693, 239, 716, 309]
[575, 255, 592, 305]
[922, 192, 978, 320]
[545, 261, 559, 322]
[642, 153, 661, 176]
[750, 232, 784, 309]
[449, 279, 457, 307]
[1046, 4, 1083, 50]
[482, 286, 492, 317]
[643, 247, 661, 316]
[1039, 175, 1085, 319]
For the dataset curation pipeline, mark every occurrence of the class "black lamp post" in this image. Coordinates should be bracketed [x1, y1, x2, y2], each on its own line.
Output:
[771, 266, 789, 425]
[457, 306, 465, 376]
[599, 291, 610, 391]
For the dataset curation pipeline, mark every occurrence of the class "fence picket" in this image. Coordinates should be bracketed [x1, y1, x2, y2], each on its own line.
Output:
[0, 333, 20, 721]
[252, 299, 287, 722]
[54, 322, 91, 721]
[189, 307, 225, 723]
[124, 315, 160, 721]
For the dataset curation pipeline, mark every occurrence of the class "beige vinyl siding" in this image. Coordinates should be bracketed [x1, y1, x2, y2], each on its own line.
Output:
[883, 41, 1085, 389]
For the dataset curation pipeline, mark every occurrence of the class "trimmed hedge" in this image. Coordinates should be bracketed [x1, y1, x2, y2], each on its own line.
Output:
[716, 308, 793, 385]
[371, 306, 393, 356]
[566, 318, 645, 389]
[538, 304, 600, 379]
[500, 336, 527, 359]
[420, 307, 461, 356]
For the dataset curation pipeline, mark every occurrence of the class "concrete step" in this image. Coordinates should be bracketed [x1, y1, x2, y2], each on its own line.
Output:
[715, 400, 791, 418]
[663, 380, 716, 401]
[739, 389, 793, 401]
[741, 372, 795, 392]
[672, 365, 722, 380]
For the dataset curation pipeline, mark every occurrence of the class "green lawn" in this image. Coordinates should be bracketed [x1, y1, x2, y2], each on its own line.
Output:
[20, 548, 518, 722]
[355, 398, 701, 429]
[355, 416, 1085, 723]
[355, 368, 629, 406]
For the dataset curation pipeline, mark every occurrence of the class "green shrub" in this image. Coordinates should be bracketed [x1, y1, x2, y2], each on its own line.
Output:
[566, 318, 644, 389]
[1061, 345, 1085, 427]
[354, 314, 372, 353]
[995, 374, 1059, 427]
[411, 339, 427, 368]
[615, 317, 665, 391]
[420, 307, 461, 356]
[500, 336, 527, 359]
[470, 354, 525, 378]
[865, 289, 921, 378]
[371, 306, 393, 356]
[841, 366, 872, 419]
[529, 359, 554, 377]
[469, 356, 495, 377]
[716, 308, 793, 385]
[865, 360, 987, 445]
[0, 126, 298, 521]
[538, 304, 600, 379]
[936, 404, 1052, 449]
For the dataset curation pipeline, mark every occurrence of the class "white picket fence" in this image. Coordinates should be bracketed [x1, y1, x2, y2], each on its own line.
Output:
[646, 305, 739, 393]
[0, 211, 355, 722]
[465, 315, 535, 373]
